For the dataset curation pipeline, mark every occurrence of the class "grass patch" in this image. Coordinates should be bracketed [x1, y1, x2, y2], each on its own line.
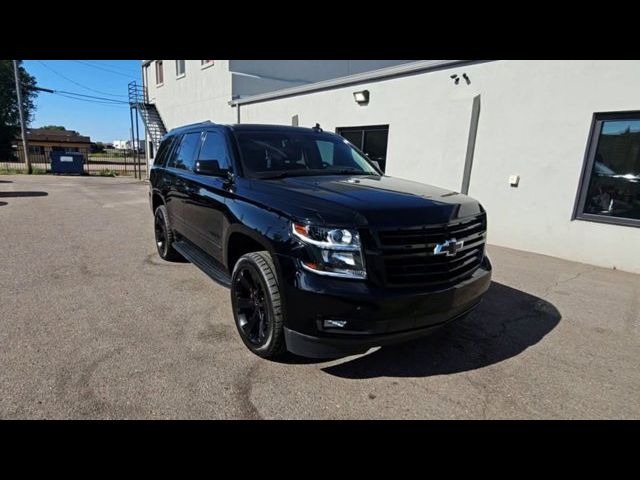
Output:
[0, 167, 47, 175]
[0, 167, 22, 175]
[98, 169, 118, 177]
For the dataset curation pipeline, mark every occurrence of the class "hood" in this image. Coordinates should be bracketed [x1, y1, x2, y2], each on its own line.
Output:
[247, 175, 484, 228]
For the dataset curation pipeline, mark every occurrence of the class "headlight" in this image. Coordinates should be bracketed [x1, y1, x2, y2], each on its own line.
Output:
[292, 222, 366, 279]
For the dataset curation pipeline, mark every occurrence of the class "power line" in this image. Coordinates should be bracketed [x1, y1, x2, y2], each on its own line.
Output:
[72, 60, 138, 79]
[54, 89, 128, 104]
[80, 60, 141, 75]
[29, 84, 131, 107]
[36, 60, 129, 98]
[53, 92, 129, 107]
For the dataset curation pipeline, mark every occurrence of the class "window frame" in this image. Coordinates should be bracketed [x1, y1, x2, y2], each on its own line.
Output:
[336, 124, 389, 172]
[175, 60, 186, 79]
[573, 110, 640, 228]
[201, 60, 215, 69]
[155, 60, 164, 86]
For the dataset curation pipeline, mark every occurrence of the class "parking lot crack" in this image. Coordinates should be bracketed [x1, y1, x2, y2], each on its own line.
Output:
[233, 360, 263, 420]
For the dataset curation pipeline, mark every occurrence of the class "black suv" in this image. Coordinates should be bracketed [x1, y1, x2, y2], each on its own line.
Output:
[149, 122, 492, 359]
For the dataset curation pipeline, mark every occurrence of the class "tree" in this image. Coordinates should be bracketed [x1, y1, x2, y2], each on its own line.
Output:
[0, 60, 38, 160]
[40, 125, 66, 131]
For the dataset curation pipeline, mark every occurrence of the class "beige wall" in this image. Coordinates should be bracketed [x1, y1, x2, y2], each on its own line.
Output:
[238, 60, 640, 273]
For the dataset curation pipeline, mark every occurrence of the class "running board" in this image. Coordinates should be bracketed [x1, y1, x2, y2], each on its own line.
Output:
[173, 240, 231, 288]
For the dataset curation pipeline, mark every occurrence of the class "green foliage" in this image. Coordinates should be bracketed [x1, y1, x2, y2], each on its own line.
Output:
[40, 125, 66, 131]
[0, 166, 47, 175]
[98, 169, 118, 177]
[0, 60, 38, 160]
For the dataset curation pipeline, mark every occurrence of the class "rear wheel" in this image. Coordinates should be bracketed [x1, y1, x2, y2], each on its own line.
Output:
[231, 251, 285, 358]
[154, 205, 182, 261]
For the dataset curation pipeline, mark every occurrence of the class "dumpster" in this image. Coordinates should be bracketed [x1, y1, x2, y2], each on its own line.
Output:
[50, 151, 85, 175]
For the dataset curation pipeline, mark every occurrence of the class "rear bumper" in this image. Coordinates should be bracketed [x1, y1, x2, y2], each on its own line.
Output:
[275, 254, 492, 358]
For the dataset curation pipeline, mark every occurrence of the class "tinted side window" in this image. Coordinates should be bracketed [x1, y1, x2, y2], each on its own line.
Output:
[165, 135, 181, 168]
[153, 136, 175, 166]
[198, 131, 230, 170]
[169, 132, 201, 171]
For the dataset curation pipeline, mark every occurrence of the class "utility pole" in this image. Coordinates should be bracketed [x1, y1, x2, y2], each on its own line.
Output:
[13, 60, 32, 174]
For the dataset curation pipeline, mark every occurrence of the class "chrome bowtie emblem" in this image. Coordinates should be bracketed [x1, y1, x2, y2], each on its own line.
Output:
[433, 238, 464, 257]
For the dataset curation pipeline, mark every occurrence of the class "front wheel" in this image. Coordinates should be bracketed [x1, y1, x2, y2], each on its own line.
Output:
[231, 251, 285, 358]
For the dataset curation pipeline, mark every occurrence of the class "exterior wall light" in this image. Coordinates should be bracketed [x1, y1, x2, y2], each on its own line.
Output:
[353, 90, 370, 105]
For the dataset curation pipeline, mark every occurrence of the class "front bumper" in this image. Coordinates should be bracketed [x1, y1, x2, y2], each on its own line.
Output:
[275, 254, 492, 358]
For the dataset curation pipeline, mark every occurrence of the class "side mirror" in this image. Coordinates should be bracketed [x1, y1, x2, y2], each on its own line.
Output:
[195, 159, 227, 177]
[370, 159, 381, 171]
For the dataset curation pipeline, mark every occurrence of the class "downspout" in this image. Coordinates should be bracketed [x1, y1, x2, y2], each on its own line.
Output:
[461, 94, 481, 195]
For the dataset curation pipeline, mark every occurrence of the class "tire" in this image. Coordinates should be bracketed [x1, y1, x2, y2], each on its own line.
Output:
[154, 205, 182, 262]
[230, 251, 285, 358]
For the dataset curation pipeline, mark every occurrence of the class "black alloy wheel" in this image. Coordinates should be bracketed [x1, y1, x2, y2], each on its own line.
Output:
[154, 205, 181, 261]
[231, 251, 285, 358]
[234, 267, 269, 345]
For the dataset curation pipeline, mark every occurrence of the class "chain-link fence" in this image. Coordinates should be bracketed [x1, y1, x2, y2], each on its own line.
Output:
[0, 146, 147, 177]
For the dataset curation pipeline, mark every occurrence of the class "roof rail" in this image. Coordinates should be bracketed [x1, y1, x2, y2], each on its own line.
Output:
[169, 120, 216, 132]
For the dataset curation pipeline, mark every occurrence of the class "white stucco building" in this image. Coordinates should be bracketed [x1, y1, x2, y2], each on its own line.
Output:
[140, 60, 640, 274]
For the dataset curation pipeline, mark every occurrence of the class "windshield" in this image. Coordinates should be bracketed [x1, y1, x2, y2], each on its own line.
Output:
[234, 130, 380, 178]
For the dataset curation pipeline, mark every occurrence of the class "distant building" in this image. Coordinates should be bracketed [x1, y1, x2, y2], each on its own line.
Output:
[113, 139, 143, 151]
[14, 128, 91, 159]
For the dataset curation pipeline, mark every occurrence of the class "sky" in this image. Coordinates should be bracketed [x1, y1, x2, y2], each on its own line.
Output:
[602, 120, 640, 135]
[22, 60, 142, 143]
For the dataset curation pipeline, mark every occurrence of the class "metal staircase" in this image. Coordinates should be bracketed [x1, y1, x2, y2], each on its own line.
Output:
[128, 81, 167, 148]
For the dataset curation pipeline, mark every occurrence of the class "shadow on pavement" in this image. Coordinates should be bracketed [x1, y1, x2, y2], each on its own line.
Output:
[0, 191, 48, 198]
[0, 180, 13, 183]
[0, 201, 7, 207]
[321, 281, 561, 379]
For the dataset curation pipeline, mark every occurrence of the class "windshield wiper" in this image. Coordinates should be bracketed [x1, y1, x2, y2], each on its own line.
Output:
[322, 168, 378, 175]
[256, 168, 377, 179]
[256, 171, 293, 179]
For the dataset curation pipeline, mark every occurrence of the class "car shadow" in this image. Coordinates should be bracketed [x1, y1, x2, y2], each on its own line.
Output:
[0, 191, 48, 198]
[319, 281, 561, 379]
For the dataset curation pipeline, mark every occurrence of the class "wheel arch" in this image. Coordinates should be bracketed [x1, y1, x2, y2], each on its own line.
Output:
[224, 224, 277, 273]
[151, 189, 165, 213]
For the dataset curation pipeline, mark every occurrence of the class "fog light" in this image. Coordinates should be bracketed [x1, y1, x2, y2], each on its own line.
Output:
[324, 319, 347, 328]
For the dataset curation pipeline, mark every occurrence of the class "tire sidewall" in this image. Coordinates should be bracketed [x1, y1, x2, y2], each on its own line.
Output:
[231, 256, 278, 356]
[154, 207, 170, 259]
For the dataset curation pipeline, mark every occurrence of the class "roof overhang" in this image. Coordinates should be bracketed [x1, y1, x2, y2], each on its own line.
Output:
[228, 60, 484, 107]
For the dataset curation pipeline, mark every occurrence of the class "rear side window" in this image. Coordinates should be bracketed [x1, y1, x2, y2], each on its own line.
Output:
[198, 131, 230, 170]
[168, 132, 202, 171]
[153, 136, 175, 166]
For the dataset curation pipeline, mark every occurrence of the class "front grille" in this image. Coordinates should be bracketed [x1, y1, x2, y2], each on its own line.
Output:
[375, 213, 486, 288]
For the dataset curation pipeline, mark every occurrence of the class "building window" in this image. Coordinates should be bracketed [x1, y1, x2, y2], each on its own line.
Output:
[28, 145, 44, 155]
[336, 125, 389, 172]
[155, 60, 164, 85]
[201, 60, 214, 69]
[574, 112, 640, 227]
[175, 60, 185, 78]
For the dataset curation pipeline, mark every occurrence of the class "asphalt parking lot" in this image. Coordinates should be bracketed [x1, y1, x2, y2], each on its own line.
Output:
[1, 174, 639, 419]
